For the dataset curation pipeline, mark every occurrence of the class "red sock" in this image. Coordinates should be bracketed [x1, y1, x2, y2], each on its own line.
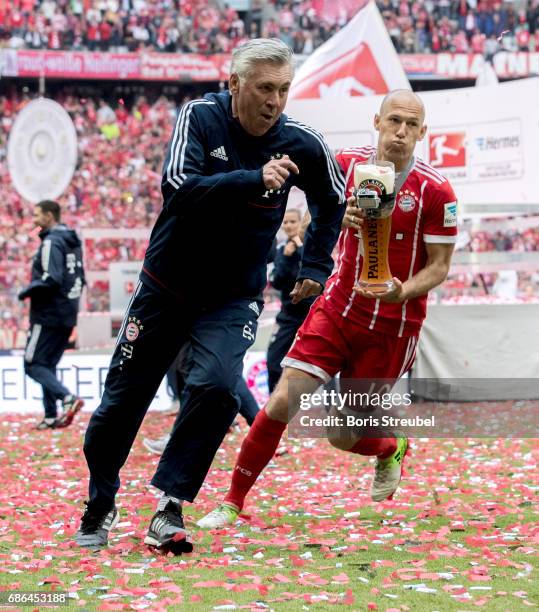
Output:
[224, 408, 286, 510]
[348, 436, 397, 458]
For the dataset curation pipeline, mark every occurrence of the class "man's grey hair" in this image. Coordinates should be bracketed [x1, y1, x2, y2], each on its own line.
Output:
[230, 38, 294, 81]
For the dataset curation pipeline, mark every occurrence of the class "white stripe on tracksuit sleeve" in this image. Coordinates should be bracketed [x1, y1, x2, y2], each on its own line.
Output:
[161, 101, 263, 213]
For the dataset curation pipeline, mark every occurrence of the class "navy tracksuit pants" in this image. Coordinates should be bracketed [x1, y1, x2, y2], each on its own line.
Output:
[24, 323, 72, 418]
[83, 282, 262, 511]
[234, 377, 260, 426]
[170, 340, 259, 425]
[266, 309, 307, 393]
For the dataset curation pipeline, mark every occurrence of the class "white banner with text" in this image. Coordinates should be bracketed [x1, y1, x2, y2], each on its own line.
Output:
[0, 351, 269, 413]
[286, 78, 539, 209]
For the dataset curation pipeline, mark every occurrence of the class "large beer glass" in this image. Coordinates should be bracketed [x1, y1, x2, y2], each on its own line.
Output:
[353, 160, 396, 293]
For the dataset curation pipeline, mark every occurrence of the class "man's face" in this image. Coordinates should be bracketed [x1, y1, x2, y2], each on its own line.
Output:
[282, 211, 301, 238]
[374, 94, 427, 170]
[33, 207, 53, 230]
[230, 61, 293, 137]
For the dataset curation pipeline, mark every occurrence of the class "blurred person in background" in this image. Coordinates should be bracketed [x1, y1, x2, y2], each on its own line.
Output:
[18, 200, 86, 430]
[266, 208, 314, 391]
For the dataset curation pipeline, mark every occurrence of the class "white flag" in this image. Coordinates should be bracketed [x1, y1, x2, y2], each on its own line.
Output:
[290, 0, 410, 100]
[475, 60, 499, 87]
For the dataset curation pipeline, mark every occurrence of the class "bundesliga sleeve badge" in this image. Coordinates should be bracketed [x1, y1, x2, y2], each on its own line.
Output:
[444, 202, 458, 227]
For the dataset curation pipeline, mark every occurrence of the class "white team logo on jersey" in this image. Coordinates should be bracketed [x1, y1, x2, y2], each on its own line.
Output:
[66, 253, 76, 274]
[397, 190, 416, 213]
[210, 146, 228, 161]
[242, 323, 255, 342]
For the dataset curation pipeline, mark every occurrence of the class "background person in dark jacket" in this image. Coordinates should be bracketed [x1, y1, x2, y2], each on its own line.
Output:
[19, 200, 86, 430]
[77, 37, 345, 554]
[266, 208, 314, 392]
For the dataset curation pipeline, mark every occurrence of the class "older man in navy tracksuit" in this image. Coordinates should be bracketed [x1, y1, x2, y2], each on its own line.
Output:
[77, 38, 346, 553]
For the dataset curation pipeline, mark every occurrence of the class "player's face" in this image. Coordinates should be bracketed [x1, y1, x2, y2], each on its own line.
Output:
[282, 211, 300, 237]
[374, 96, 427, 171]
[33, 207, 53, 230]
[230, 62, 293, 137]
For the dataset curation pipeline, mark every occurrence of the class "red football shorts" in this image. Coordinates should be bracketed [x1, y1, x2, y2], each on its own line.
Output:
[282, 298, 418, 383]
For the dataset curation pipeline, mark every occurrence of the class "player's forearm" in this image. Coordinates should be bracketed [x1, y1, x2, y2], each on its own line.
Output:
[401, 260, 450, 301]
[299, 204, 345, 285]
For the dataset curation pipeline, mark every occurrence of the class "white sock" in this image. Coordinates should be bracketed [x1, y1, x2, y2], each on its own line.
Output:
[44, 417, 56, 424]
[157, 494, 182, 512]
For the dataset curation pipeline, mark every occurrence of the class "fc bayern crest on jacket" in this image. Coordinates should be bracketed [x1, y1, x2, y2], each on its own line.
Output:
[125, 317, 143, 342]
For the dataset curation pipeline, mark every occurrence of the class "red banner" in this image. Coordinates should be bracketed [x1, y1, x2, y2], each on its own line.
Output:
[0, 50, 141, 79]
[140, 53, 230, 81]
[0, 49, 230, 81]
[399, 54, 437, 75]
[2, 49, 539, 81]
[400, 52, 539, 79]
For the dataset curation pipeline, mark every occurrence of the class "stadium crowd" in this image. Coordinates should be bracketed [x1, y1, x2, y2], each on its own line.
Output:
[379, 0, 539, 54]
[470, 227, 539, 252]
[0, 0, 352, 54]
[84, 238, 148, 271]
[0, 89, 169, 334]
[1, 90, 538, 347]
[1, 0, 538, 55]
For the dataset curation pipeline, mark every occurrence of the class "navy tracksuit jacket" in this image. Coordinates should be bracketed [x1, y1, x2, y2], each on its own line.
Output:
[266, 242, 315, 392]
[20, 224, 85, 417]
[84, 91, 346, 510]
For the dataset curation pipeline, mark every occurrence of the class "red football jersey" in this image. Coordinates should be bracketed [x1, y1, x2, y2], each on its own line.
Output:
[324, 146, 458, 337]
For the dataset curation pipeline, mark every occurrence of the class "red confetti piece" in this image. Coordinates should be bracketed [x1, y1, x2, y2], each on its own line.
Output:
[331, 572, 350, 583]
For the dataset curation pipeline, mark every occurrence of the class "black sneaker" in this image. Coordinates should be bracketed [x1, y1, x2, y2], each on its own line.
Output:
[36, 418, 57, 430]
[75, 502, 119, 548]
[144, 500, 193, 555]
[56, 395, 84, 428]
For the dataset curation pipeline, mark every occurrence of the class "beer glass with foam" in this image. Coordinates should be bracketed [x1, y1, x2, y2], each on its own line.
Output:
[353, 160, 396, 293]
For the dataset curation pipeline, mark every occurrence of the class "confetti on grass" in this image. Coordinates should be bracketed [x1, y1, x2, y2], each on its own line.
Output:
[0, 413, 537, 608]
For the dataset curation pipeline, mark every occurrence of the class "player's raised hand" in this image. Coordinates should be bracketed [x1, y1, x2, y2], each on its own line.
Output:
[290, 279, 322, 304]
[262, 155, 299, 191]
[283, 240, 298, 256]
[290, 234, 303, 248]
[353, 277, 406, 303]
[342, 196, 365, 231]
